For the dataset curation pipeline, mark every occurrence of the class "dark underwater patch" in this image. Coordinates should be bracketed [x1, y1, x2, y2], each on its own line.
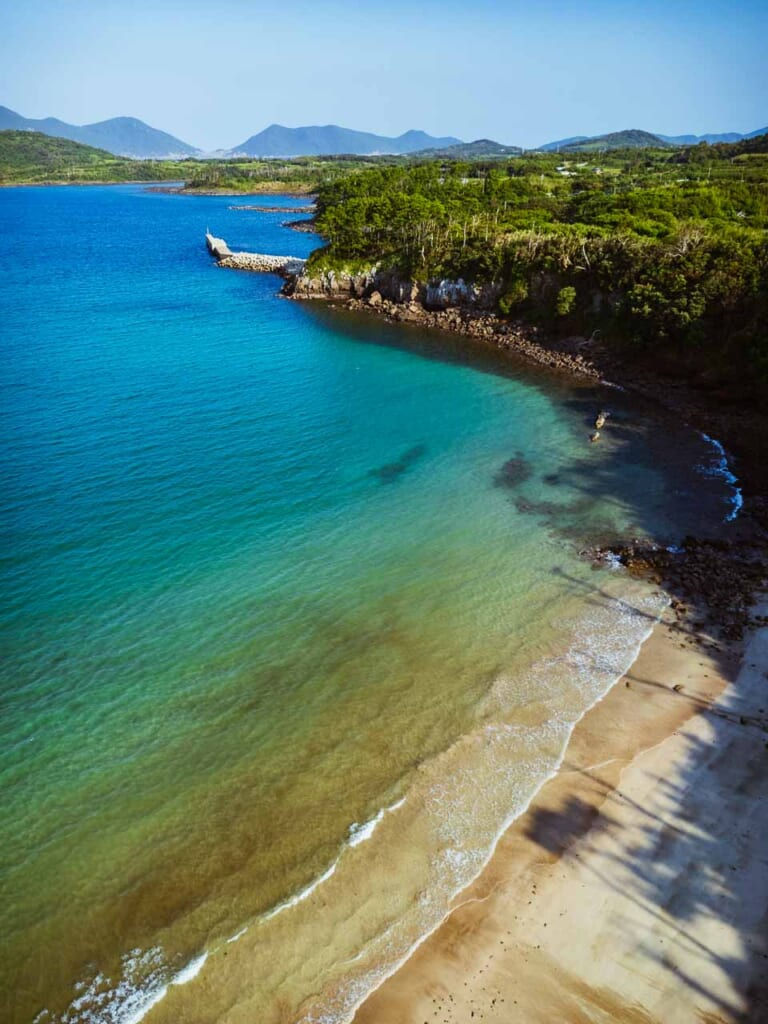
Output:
[493, 451, 533, 489]
[369, 444, 427, 484]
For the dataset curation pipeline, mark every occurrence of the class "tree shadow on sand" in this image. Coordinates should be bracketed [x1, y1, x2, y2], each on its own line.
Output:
[524, 638, 768, 1021]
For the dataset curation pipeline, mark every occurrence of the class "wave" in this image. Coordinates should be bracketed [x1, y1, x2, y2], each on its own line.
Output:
[260, 794, 409, 924]
[48, 790, 410, 1024]
[698, 431, 743, 521]
[37, 948, 208, 1024]
[348, 797, 406, 848]
[299, 582, 667, 1024]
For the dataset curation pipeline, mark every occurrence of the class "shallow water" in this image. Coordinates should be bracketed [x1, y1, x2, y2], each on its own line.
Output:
[0, 185, 737, 1024]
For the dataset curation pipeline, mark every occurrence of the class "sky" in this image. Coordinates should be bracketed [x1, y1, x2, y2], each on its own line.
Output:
[0, 0, 765, 151]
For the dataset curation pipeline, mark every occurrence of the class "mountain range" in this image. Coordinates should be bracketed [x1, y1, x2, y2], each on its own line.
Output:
[1, 104, 765, 159]
[0, 106, 199, 158]
[226, 124, 462, 157]
[658, 128, 768, 145]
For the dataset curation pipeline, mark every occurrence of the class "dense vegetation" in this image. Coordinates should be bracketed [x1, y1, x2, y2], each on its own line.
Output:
[180, 154, 398, 193]
[311, 137, 768, 389]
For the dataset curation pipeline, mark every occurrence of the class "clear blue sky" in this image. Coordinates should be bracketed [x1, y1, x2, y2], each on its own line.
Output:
[1, 0, 765, 150]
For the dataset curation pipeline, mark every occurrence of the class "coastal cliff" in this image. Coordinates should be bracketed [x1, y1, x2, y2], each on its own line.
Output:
[284, 266, 502, 310]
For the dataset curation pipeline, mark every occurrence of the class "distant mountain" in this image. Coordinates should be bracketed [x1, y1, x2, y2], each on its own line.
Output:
[0, 106, 200, 158]
[658, 127, 768, 145]
[412, 138, 523, 159]
[227, 124, 463, 157]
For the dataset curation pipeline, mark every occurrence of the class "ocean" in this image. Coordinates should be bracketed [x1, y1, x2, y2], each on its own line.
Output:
[0, 184, 738, 1024]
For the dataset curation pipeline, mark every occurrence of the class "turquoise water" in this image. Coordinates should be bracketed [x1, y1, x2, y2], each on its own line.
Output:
[0, 186, 736, 1024]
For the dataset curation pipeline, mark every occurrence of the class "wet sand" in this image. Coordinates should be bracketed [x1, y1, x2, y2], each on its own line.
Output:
[354, 602, 768, 1024]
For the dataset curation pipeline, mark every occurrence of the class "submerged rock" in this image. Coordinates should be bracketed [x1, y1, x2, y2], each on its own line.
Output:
[493, 453, 533, 489]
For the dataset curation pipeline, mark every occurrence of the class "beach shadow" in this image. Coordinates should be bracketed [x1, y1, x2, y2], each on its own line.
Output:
[523, 694, 768, 1021]
[548, 565, 663, 625]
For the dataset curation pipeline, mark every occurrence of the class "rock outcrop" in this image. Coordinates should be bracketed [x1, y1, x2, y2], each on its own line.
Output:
[283, 267, 500, 310]
[594, 537, 766, 641]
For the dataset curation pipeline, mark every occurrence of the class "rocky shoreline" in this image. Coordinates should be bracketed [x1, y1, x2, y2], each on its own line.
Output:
[282, 218, 317, 232]
[282, 271, 602, 380]
[594, 537, 766, 642]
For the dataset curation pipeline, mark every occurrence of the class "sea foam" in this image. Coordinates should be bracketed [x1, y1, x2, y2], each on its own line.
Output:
[698, 431, 743, 521]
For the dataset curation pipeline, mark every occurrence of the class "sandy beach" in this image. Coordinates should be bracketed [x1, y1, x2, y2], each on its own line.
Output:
[354, 600, 768, 1024]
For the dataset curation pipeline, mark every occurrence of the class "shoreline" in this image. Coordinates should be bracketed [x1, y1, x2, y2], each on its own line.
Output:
[0, 178, 181, 188]
[277, 277, 768, 1020]
[205, 223, 767, 1021]
[353, 599, 768, 1023]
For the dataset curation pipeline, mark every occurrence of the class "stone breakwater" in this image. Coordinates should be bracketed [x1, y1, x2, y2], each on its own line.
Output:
[218, 252, 307, 276]
[282, 267, 601, 381]
[205, 232, 306, 277]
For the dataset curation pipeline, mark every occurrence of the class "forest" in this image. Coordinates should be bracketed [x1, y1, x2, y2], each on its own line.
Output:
[310, 137, 768, 387]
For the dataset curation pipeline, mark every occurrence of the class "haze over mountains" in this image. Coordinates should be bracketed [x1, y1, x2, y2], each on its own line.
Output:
[1, 104, 765, 158]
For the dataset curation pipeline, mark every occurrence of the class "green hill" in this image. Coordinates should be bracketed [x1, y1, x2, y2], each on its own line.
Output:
[0, 130, 191, 183]
[0, 130, 116, 178]
[559, 129, 669, 152]
[412, 139, 523, 159]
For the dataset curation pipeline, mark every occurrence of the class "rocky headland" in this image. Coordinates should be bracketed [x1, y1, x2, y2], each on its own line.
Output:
[282, 267, 602, 379]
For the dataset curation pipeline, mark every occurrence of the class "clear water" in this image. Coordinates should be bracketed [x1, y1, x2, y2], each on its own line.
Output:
[0, 186, 736, 1024]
